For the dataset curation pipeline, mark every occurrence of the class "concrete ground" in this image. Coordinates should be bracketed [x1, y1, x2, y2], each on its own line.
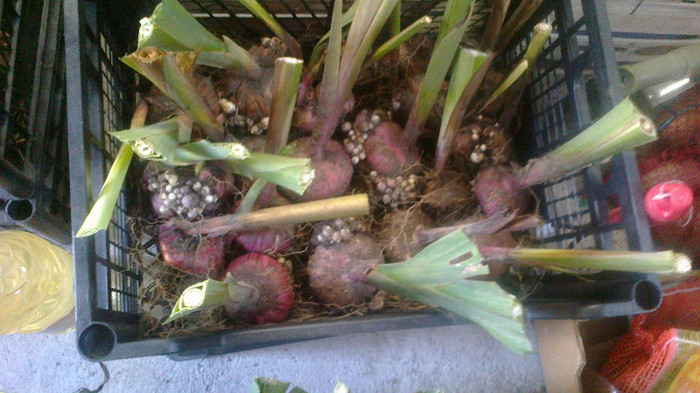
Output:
[0, 324, 544, 392]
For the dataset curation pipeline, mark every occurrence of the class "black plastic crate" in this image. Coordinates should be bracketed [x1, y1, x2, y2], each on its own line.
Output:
[495, 1, 660, 319]
[0, 0, 71, 245]
[65, 0, 660, 361]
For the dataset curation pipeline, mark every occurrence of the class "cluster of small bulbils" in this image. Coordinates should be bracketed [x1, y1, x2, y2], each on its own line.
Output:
[311, 217, 368, 246]
[465, 116, 503, 164]
[369, 170, 418, 209]
[342, 109, 391, 165]
[146, 169, 219, 219]
[260, 36, 286, 53]
[468, 125, 488, 164]
[219, 98, 269, 136]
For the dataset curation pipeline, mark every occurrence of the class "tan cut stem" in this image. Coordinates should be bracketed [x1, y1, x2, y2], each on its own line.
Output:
[184, 194, 370, 236]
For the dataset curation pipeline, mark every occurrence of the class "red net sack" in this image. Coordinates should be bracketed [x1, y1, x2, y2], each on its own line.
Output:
[600, 279, 700, 393]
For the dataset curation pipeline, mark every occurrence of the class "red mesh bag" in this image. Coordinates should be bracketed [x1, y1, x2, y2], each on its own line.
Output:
[600, 279, 700, 393]
[600, 317, 679, 393]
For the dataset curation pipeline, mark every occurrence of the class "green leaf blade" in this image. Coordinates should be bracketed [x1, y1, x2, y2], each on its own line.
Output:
[308, 1, 359, 69]
[76, 144, 134, 237]
[367, 231, 533, 355]
[164, 278, 231, 324]
[251, 377, 292, 393]
[318, 0, 344, 119]
[481, 59, 528, 110]
[120, 53, 168, 93]
[436, 0, 473, 45]
[161, 52, 221, 136]
[419, 284, 532, 354]
[369, 15, 432, 63]
[138, 0, 226, 52]
[402, 19, 470, 145]
[434, 48, 488, 170]
[226, 152, 314, 196]
[371, 230, 486, 289]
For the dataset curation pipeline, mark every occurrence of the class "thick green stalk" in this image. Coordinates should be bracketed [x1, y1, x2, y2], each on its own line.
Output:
[480, 247, 692, 275]
[111, 120, 181, 162]
[481, 60, 528, 110]
[337, 0, 401, 107]
[76, 101, 148, 237]
[239, 57, 304, 210]
[495, 23, 553, 127]
[368, 16, 432, 63]
[235, 0, 302, 58]
[434, 48, 489, 171]
[400, 19, 471, 149]
[267, 57, 304, 154]
[164, 278, 230, 324]
[237, 58, 304, 211]
[184, 194, 370, 236]
[129, 136, 311, 195]
[434, 289, 530, 354]
[368, 273, 532, 353]
[108, 118, 181, 144]
[518, 97, 657, 186]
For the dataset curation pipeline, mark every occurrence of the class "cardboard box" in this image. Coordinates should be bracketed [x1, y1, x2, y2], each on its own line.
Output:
[536, 317, 629, 393]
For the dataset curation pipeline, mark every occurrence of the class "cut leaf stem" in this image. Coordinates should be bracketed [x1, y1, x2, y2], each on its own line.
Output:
[434, 48, 490, 171]
[76, 101, 149, 237]
[184, 194, 370, 236]
[518, 97, 657, 187]
[480, 246, 692, 274]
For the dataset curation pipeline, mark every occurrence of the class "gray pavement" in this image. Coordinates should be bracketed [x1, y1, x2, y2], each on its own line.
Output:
[0, 324, 544, 392]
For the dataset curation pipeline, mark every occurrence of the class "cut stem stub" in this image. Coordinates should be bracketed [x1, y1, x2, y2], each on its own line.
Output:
[183, 194, 370, 236]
